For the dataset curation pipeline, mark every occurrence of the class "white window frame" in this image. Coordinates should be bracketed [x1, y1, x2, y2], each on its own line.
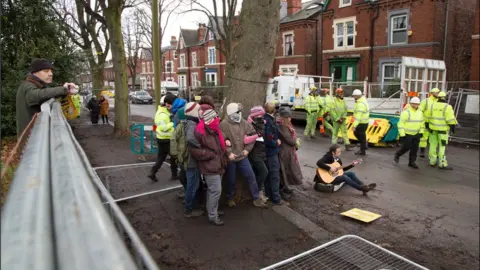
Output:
[191, 72, 199, 88]
[165, 61, 174, 73]
[278, 64, 298, 75]
[192, 52, 197, 67]
[282, 31, 295, 56]
[209, 30, 214, 40]
[180, 54, 186, 68]
[208, 47, 216, 64]
[339, 0, 352, 8]
[333, 17, 357, 50]
[390, 14, 409, 45]
[381, 63, 401, 84]
[206, 72, 217, 86]
[178, 75, 186, 89]
[142, 62, 146, 73]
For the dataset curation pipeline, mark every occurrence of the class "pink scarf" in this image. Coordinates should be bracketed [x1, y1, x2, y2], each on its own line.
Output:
[196, 118, 226, 152]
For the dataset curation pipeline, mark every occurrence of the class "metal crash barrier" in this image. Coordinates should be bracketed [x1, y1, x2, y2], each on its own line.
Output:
[1, 99, 159, 270]
[262, 235, 428, 270]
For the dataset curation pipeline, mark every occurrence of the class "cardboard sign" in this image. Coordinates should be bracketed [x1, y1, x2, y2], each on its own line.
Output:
[341, 208, 382, 223]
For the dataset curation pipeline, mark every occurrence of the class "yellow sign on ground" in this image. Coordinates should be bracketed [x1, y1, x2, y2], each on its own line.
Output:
[341, 208, 382, 223]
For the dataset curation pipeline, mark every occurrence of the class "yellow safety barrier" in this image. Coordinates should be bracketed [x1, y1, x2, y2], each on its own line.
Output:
[336, 116, 390, 144]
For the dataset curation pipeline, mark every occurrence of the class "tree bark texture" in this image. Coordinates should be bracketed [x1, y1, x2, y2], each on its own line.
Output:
[104, 7, 129, 135]
[152, 0, 162, 106]
[225, 0, 280, 115]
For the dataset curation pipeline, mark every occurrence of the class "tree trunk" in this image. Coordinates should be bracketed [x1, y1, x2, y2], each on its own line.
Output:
[225, 0, 280, 115]
[152, 0, 162, 106]
[105, 7, 129, 135]
[91, 64, 104, 98]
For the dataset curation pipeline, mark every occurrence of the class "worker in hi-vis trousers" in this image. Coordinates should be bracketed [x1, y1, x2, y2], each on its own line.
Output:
[428, 91, 457, 170]
[318, 88, 333, 137]
[330, 88, 355, 150]
[394, 97, 424, 169]
[418, 87, 440, 157]
[304, 86, 320, 139]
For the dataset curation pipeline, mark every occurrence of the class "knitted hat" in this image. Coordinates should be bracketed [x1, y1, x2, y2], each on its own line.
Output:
[177, 107, 186, 120]
[30, 59, 54, 73]
[164, 93, 177, 105]
[185, 102, 200, 118]
[278, 107, 292, 118]
[226, 103, 241, 116]
[249, 106, 265, 118]
[203, 109, 217, 122]
[199, 103, 214, 118]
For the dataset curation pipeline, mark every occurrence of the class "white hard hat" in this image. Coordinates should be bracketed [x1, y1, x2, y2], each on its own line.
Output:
[410, 97, 421, 104]
[160, 95, 166, 105]
[352, 89, 363, 96]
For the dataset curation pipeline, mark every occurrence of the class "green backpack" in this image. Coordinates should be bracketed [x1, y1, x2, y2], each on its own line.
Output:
[170, 121, 188, 165]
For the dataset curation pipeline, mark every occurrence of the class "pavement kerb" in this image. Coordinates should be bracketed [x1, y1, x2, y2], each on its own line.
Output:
[109, 118, 331, 243]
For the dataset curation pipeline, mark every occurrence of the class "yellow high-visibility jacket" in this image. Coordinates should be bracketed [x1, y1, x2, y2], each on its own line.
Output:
[305, 95, 320, 114]
[398, 106, 425, 136]
[429, 101, 458, 131]
[154, 106, 174, 139]
[353, 96, 370, 127]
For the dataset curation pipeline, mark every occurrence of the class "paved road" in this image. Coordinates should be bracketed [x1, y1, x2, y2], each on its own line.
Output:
[109, 98, 156, 119]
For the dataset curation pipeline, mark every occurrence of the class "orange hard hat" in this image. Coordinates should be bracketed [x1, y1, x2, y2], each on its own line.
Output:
[335, 88, 344, 94]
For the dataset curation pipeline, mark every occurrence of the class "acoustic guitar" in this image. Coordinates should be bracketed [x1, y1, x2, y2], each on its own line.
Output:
[316, 159, 363, 184]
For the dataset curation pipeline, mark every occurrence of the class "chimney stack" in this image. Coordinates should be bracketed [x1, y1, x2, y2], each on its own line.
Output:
[170, 36, 177, 47]
[287, 0, 301, 16]
[198, 23, 206, 41]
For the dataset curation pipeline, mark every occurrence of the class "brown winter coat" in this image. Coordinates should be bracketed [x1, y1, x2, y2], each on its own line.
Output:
[99, 98, 109, 116]
[220, 118, 256, 162]
[278, 121, 303, 186]
[190, 125, 228, 175]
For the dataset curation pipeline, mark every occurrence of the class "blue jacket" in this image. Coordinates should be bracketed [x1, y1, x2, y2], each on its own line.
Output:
[171, 98, 187, 128]
[263, 114, 280, 157]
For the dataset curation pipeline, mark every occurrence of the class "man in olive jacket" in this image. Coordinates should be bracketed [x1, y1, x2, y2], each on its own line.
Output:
[16, 59, 78, 136]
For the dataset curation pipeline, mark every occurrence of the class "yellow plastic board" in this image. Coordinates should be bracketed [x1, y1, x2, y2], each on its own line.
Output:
[340, 208, 382, 223]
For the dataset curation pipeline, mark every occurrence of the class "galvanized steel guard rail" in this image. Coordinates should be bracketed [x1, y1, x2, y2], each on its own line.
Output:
[1, 99, 159, 270]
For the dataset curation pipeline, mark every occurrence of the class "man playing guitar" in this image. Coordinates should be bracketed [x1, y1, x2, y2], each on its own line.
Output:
[314, 144, 376, 195]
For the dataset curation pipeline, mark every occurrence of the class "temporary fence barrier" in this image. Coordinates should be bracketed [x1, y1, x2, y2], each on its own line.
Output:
[130, 123, 158, 154]
[447, 88, 479, 145]
[261, 234, 428, 270]
[1, 99, 159, 270]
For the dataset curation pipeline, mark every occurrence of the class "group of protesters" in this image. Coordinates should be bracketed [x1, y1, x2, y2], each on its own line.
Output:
[148, 93, 305, 226]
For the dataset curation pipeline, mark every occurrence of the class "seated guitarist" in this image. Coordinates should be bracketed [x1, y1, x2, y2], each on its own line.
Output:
[314, 144, 376, 195]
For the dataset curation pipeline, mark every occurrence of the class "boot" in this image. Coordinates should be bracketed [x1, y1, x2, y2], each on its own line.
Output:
[419, 148, 425, 158]
[184, 209, 204, 218]
[368, 183, 377, 190]
[345, 144, 355, 151]
[360, 185, 371, 195]
[393, 155, 400, 164]
[408, 163, 419, 169]
[439, 166, 453, 170]
[253, 198, 268, 208]
[227, 200, 236, 208]
[355, 151, 366, 156]
[148, 172, 158, 182]
[209, 218, 224, 226]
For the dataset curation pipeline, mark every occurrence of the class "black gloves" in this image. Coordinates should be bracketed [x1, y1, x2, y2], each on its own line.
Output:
[449, 125, 456, 134]
[425, 123, 430, 131]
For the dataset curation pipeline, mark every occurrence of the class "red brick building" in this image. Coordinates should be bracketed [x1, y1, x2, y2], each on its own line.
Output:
[470, 2, 479, 87]
[176, 27, 207, 90]
[274, 0, 476, 86]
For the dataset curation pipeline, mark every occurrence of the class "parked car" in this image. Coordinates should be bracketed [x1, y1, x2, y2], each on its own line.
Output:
[130, 91, 153, 104]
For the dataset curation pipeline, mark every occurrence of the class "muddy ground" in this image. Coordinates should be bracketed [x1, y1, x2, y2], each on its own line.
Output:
[73, 114, 316, 269]
[73, 109, 479, 270]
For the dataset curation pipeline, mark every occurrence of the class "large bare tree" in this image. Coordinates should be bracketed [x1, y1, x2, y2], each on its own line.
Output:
[225, 0, 280, 113]
[53, 0, 110, 96]
[123, 10, 143, 91]
[82, 0, 135, 135]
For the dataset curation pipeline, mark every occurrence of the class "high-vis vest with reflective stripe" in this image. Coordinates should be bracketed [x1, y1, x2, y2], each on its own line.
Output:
[330, 97, 348, 121]
[319, 95, 333, 115]
[305, 95, 320, 113]
[429, 102, 458, 131]
[154, 106, 174, 139]
[418, 95, 437, 122]
[398, 107, 424, 136]
[353, 96, 370, 127]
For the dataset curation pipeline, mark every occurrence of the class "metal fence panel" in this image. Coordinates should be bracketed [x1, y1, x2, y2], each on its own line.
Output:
[448, 88, 480, 145]
[262, 235, 428, 270]
[1, 109, 54, 270]
[49, 102, 137, 270]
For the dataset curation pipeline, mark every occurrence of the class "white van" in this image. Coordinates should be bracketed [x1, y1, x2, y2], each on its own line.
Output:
[161, 81, 180, 96]
[266, 74, 315, 108]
